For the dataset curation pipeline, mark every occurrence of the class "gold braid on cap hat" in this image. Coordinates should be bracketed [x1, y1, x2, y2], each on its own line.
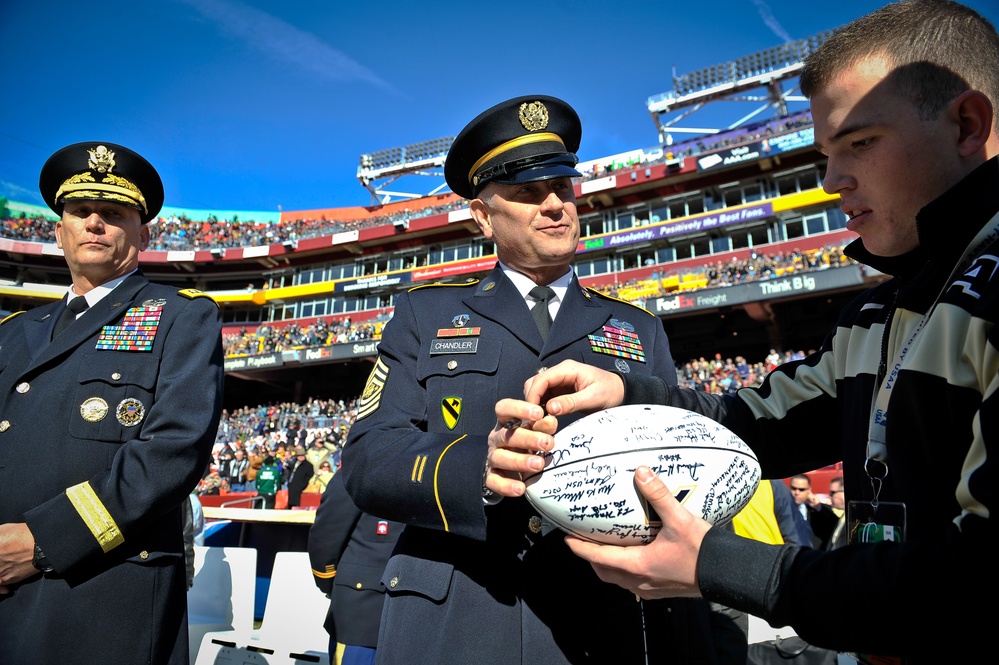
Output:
[468, 132, 564, 185]
[55, 172, 148, 214]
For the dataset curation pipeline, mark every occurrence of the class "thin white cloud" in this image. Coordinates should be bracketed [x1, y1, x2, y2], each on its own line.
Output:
[0, 180, 44, 206]
[178, 0, 398, 94]
[751, 0, 793, 43]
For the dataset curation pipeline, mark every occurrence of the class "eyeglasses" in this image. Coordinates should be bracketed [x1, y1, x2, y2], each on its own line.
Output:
[790, 487, 809, 492]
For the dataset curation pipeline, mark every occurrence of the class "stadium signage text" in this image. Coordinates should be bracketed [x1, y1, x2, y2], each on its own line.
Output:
[223, 353, 284, 371]
[337, 273, 411, 293]
[696, 128, 815, 174]
[299, 340, 381, 364]
[578, 203, 774, 254]
[652, 265, 864, 315]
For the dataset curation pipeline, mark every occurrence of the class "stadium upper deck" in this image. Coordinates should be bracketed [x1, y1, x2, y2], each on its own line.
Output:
[1, 33, 885, 404]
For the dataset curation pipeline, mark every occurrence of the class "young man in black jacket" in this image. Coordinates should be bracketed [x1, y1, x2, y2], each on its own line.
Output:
[487, 2, 999, 662]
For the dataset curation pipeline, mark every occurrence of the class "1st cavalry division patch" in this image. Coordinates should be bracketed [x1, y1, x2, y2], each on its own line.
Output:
[442, 397, 462, 430]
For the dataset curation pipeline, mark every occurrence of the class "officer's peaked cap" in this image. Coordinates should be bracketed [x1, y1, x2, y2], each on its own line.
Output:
[39, 141, 164, 223]
[444, 95, 581, 200]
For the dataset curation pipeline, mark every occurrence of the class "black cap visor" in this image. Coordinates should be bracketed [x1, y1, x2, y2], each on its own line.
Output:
[474, 154, 581, 196]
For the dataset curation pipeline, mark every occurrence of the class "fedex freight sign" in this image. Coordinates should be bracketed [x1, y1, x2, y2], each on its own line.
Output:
[652, 265, 866, 315]
[578, 202, 774, 254]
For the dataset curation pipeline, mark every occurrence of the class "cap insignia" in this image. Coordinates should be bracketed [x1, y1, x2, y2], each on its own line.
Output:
[88, 145, 116, 174]
[519, 101, 549, 132]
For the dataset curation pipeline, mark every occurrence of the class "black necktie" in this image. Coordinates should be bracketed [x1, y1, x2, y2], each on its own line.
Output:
[529, 286, 556, 341]
[52, 296, 89, 340]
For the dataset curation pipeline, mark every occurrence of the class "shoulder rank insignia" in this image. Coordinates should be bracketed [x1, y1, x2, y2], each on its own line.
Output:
[408, 279, 479, 293]
[356, 357, 389, 421]
[585, 288, 655, 317]
[178, 288, 219, 308]
[1, 311, 25, 325]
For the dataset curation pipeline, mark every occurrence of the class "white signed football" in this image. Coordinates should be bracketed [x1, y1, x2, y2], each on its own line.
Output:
[523, 404, 761, 545]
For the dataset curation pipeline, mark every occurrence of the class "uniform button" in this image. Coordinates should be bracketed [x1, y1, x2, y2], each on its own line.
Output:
[111, 372, 122, 380]
[538, 367, 548, 373]
[390, 576, 399, 588]
[529, 516, 542, 533]
[15, 382, 30, 394]
[447, 360, 457, 370]
[140, 551, 149, 560]
[0, 420, 10, 432]
[355, 582, 363, 589]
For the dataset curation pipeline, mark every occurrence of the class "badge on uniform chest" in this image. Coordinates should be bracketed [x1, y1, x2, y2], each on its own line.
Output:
[95, 304, 163, 351]
[431, 314, 481, 355]
[587, 321, 646, 363]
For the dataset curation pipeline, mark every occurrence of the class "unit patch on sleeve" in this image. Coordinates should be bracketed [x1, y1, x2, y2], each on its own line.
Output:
[442, 397, 462, 430]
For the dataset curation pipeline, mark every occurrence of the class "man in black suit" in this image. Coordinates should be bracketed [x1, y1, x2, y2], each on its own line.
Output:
[309, 472, 402, 665]
[0, 142, 224, 664]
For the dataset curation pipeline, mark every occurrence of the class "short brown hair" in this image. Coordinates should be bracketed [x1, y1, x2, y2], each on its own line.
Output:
[800, 1, 999, 122]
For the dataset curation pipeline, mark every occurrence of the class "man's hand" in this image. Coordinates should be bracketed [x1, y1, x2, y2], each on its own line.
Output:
[564, 466, 710, 600]
[523, 359, 626, 417]
[0, 522, 40, 595]
[484, 400, 556, 498]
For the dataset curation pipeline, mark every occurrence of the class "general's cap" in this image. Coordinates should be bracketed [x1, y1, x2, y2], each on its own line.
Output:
[39, 142, 164, 223]
[444, 95, 581, 200]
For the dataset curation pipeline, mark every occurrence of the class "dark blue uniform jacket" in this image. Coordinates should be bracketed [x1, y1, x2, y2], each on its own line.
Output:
[0, 272, 224, 665]
[342, 266, 739, 664]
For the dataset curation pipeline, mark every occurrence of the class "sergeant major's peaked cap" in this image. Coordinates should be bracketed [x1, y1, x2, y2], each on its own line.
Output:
[444, 95, 582, 200]
[39, 141, 164, 223]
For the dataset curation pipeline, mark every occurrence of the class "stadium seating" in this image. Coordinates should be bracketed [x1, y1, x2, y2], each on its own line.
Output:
[194, 550, 330, 665]
[188, 545, 258, 664]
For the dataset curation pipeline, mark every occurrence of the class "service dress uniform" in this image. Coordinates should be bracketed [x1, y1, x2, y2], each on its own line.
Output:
[309, 472, 404, 664]
[342, 95, 738, 664]
[0, 142, 225, 665]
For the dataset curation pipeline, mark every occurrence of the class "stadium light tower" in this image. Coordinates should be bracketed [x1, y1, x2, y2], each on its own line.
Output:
[357, 136, 455, 205]
[646, 31, 833, 144]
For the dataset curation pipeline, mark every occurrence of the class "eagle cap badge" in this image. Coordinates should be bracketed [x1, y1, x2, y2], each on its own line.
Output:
[88, 145, 116, 174]
[519, 101, 549, 132]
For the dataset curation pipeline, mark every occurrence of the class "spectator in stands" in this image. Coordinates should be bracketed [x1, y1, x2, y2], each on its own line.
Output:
[225, 447, 251, 493]
[254, 455, 281, 509]
[342, 94, 741, 664]
[306, 432, 337, 472]
[286, 445, 313, 509]
[495, 3, 999, 659]
[305, 460, 335, 495]
[309, 472, 403, 665]
[0, 141, 224, 664]
[788, 474, 820, 548]
[245, 443, 264, 493]
[824, 476, 848, 551]
[797, 473, 841, 550]
[198, 465, 226, 496]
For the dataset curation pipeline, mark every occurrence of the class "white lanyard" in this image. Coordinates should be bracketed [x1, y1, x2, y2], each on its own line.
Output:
[867, 209, 999, 463]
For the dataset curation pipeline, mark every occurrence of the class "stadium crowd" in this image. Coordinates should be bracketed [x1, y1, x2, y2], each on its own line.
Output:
[221, 243, 856, 358]
[0, 113, 814, 252]
[203, 346, 806, 501]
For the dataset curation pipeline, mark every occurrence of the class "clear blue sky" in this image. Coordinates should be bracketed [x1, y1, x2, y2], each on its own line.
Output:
[3, 0, 997, 214]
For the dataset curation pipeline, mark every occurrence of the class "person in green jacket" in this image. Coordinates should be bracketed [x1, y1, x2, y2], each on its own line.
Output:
[255, 455, 281, 509]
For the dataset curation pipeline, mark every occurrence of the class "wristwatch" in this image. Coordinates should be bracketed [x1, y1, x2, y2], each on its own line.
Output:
[32, 544, 55, 573]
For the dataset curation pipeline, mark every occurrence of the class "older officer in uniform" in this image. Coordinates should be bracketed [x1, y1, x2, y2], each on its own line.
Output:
[310, 472, 403, 665]
[341, 96, 740, 663]
[0, 142, 224, 665]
